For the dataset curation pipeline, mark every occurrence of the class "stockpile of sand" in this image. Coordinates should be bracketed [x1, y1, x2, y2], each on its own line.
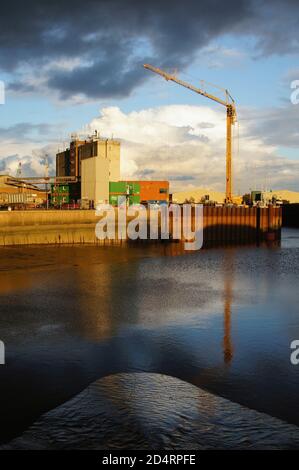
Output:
[173, 188, 299, 204]
[263, 190, 299, 204]
[172, 188, 225, 204]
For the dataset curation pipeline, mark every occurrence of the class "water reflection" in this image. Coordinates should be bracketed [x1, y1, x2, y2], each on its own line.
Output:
[223, 273, 233, 365]
[0, 229, 299, 447]
[221, 249, 235, 365]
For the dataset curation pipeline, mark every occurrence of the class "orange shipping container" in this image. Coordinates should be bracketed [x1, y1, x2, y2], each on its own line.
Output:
[137, 181, 169, 202]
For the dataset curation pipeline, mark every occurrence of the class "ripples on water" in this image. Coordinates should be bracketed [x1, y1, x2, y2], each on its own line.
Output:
[3, 373, 299, 450]
[0, 228, 299, 448]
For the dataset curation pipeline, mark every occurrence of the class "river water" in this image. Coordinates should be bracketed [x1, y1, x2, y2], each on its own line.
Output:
[0, 228, 299, 449]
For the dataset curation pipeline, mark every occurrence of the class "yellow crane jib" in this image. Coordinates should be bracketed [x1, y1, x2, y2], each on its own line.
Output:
[143, 63, 237, 203]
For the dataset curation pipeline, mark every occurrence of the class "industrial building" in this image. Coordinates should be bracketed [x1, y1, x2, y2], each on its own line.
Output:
[0, 175, 47, 208]
[80, 137, 120, 204]
[50, 183, 81, 206]
[55, 134, 169, 208]
[56, 133, 120, 205]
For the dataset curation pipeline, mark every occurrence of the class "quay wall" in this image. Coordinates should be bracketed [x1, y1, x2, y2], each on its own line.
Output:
[0, 206, 281, 247]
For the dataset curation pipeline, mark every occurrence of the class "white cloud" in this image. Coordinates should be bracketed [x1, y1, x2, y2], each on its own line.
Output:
[0, 122, 61, 177]
[84, 105, 299, 193]
[0, 142, 56, 177]
[1, 103, 299, 194]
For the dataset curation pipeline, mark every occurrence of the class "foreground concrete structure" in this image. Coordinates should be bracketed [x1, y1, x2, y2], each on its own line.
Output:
[0, 206, 281, 247]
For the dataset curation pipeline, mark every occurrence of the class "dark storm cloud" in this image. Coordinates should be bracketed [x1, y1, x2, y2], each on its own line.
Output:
[170, 175, 196, 181]
[0, 123, 56, 141]
[0, 0, 298, 99]
[241, 103, 299, 148]
[47, 47, 147, 100]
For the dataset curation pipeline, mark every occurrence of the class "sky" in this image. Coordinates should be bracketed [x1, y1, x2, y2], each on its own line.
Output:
[0, 0, 299, 193]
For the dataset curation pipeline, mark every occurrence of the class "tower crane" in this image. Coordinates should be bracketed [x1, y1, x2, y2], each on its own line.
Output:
[143, 64, 237, 203]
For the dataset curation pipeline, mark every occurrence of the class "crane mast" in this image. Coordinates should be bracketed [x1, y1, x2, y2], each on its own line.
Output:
[143, 64, 237, 203]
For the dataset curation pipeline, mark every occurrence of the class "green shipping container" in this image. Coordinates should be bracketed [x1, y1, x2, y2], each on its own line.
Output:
[50, 183, 79, 204]
[129, 195, 140, 205]
[109, 181, 140, 195]
[109, 195, 125, 206]
[109, 181, 127, 193]
[130, 183, 140, 195]
[51, 194, 70, 205]
[109, 194, 140, 206]
[51, 184, 70, 194]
